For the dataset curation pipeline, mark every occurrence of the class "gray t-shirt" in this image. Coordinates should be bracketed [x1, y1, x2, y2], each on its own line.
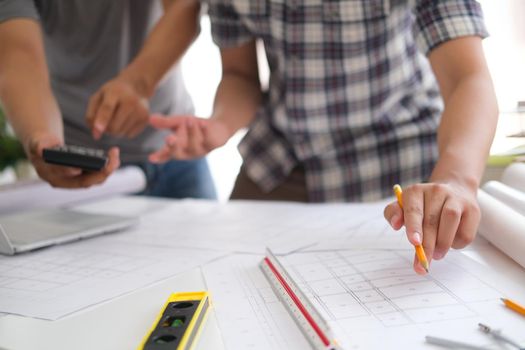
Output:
[0, 0, 194, 163]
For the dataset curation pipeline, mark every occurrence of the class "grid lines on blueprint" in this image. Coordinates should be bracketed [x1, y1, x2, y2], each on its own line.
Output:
[282, 250, 502, 328]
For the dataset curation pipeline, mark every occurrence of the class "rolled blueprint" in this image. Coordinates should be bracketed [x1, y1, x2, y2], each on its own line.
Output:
[478, 189, 525, 268]
[482, 181, 525, 216]
[501, 162, 525, 193]
[0, 166, 146, 214]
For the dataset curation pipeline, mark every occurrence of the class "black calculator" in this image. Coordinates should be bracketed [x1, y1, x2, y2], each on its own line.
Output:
[43, 145, 108, 171]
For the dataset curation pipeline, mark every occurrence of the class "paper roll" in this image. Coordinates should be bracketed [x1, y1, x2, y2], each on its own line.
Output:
[482, 181, 525, 216]
[477, 189, 525, 269]
[0, 166, 146, 214]
[501, 162, 525, 193]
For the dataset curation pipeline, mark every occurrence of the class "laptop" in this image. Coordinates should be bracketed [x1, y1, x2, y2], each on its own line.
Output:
[0, 209, 137, 255]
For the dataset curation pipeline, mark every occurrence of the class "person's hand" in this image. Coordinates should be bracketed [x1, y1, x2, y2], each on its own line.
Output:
[383, 182, 480, 274]
[148, 114, 231, 162]
[86, 76, 150, 140]
[26, 133, 121, 189]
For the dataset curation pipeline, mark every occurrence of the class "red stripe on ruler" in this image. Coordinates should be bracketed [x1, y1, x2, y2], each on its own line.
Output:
[263, 257, 331, 347]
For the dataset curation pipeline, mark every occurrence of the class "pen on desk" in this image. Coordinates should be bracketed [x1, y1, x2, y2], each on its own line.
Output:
[425, 336, 490, 350]
[501, 298, 525, 318]
[478, 323, 524, 350]
[393, 184, 429, 273]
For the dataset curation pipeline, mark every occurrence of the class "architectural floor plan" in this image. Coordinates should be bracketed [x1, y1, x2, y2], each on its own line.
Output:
[203, 250, 525, 349]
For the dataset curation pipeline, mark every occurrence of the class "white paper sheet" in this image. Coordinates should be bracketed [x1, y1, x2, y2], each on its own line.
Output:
[203, 254, 312, 350]
[73, 197, 381, 254]
[0, 236, 226, 320]
[478, 189, 525, 268]
[203, 251, 525, 350]
[482, 181, 525, 216]
[0, 166, 146, 215]
[303, 203, 491, 252]
[305, 210, 412, 251]
[501, 162, 525, 193]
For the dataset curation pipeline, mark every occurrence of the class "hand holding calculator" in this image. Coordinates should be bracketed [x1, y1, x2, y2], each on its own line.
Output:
[43, 145, 108, 171]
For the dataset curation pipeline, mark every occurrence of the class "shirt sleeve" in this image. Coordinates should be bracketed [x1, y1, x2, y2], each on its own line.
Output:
[414, 0, 489, 55]
[204, 0, 254, 48]
[0, 0, 39, 24]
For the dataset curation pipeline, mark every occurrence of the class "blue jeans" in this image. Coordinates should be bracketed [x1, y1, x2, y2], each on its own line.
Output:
[133, 158, 217, 199]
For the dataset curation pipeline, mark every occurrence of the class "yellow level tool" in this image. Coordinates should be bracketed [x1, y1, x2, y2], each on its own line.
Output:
[137, 291, 211, 350]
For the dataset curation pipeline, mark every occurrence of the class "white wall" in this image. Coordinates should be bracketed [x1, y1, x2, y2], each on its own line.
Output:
[181, 17, 244, 202]
[478, 0, 525, 111]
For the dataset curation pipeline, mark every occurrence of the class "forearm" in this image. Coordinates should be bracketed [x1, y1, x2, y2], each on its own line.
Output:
[210, 39, 262, 137]
[211, 72, 262, 137]
[118, 0, 200, 97]
[430, 73, 498, 190]
[0, 19, 62, 151]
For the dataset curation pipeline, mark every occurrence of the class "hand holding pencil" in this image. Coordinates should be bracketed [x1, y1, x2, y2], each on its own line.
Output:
[384, 182, 481, 275]
[393, 185, 429, 273]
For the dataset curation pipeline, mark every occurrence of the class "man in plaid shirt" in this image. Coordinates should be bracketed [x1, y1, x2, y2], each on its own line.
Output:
[151, 0, 498, 273]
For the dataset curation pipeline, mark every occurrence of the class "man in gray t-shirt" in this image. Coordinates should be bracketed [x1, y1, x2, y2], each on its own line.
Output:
[0, 0, 216, 199]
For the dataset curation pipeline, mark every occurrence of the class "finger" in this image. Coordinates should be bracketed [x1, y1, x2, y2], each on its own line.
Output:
[199, 119, 221, 152]
[148, 146, 173, 163]
[452, 201, 480, 249]
[27, 138, 40, 157]
[201, 119, 230, 151]
[172, 121, 188, 158]
[434, 198, 462, 259]
[29, 137, 61, 157]
[126, 119, 147, 138]
[422, 185, 447, 261]
[92, 94, 118, 139]
[70, 147, 120, 188]
[86, 92, 103, 127]
[29, 138, 81, 177]
[53, 165, 83, 177]
[169, 136, 193, 160]
[413, 254, 427, 275]
[118, 118, 135, 137]
[43, 166, 86, 188]
[402, 185, 425, 247]
[50, 174, 92, 189]
[149, 114, 186, 130]
[104, 147, 121, 173]
[186, 118, 204, 155]
[200, 120, 213, 150]
[35, 163, 82, 185]
[383, 201, 404, 230]
[28, 138, 84, 182]
[166, 133, 177, 147]
[106, 103, 133, 137]
[121, 108, 149, 137]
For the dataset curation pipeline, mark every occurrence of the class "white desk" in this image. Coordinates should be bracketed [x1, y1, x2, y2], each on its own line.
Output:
[0, 269, 225, 350]
[1, 242, 523, 350]
[0, 195, 524, 350]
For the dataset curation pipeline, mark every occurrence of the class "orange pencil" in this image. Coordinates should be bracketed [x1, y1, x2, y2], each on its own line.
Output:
[501, 298, 525, 318]
[393, 184, 430, 273]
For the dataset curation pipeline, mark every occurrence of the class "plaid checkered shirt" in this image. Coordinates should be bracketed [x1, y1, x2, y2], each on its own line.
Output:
[205, 0, 488, 202]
